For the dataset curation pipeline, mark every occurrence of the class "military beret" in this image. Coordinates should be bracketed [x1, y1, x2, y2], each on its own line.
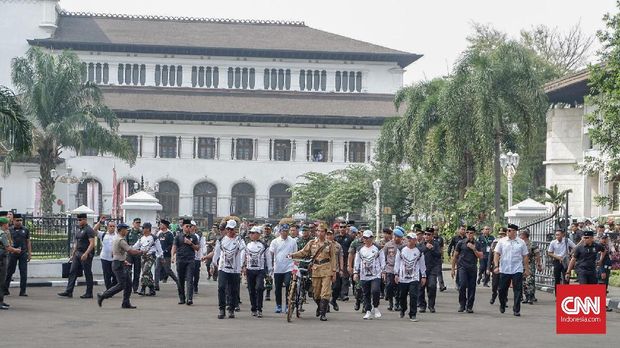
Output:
[13, 213, 22, 219]
[117, 223, 129, 230]
[160, 219, 170, 226]
[0, 217, 9, 224]
[142, 222, 152, 229]
[583, 230, 594, 237]
[76, 213, 88, 219]
[466, 226, 476, 232]
[507, 223, 519, 230]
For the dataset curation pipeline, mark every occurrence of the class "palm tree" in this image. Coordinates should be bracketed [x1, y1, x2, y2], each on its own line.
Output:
[0, 85, 32, 173]
[11, 48, 136, 214]
[538, 184, 572, 210]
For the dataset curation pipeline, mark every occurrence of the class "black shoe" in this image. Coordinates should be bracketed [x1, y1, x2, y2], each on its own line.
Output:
[418, 307, 426, 313]
[342, 296, 349, 302]
[316, 305, 321, 317]
[235, 306, 240, 312]
[122, 303, 137, 309]
[80, 294, 93, 299]
[331, 301, 339, 311]
[154, 286, 160, 291]
[178, 299, 186, 305]
[458, 307, 465, 313]
[500, 305, 506, 314]
[58, 292, 73, 298]
[514, 312, 521, 317]
[466, 308, 474, 313]
[137, 290, 146, 296]
[4, 290, 9, 296]
[483, 283, 490, 287]
[251, 311, 257, 317]
[186, 300, 193, 306]
[394, 303, 401, 311]
[354, 301, 360, 311]
[429, 307, 436, 313]
[1, 302, 9, 307]
[490, 296, 496, 305]
[96, 293, 103, 307]
[218, 310, 225, 319]
[194, 289, 198, 295]
[522, 298, 529, 304]
[326, 306, 330, 313]
[228, 311, 235, 318]
[0, 304, 9, 310]
[387, 299, 393, 311]
[477, 278, 481, 285]
[399, 310, 405, 318]
[439, 286, 447, 292]
[257, 311, 263, 318]
[532, 297, 538, 302]
[19, 292, 27, 297]
[146, 290, 156, 297]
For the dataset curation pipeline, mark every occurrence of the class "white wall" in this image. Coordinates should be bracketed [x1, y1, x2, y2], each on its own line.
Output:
[0, 0, 58, 88]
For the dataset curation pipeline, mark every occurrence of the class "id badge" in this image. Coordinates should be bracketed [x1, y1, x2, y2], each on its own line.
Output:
[486, 246, 490, 253]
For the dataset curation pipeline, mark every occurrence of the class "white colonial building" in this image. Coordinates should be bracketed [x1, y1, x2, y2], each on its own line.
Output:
[544, 69, 619, 219]
[0, 0, 421, 222]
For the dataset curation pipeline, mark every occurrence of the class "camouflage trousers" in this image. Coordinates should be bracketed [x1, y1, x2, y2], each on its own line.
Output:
[141, 253, 155, 288]
[523, 265, 536, 300]
[265, 275, 273, 291]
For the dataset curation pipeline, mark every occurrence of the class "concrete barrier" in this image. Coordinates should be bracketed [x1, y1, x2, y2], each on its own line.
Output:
[10, 257, 104, 279]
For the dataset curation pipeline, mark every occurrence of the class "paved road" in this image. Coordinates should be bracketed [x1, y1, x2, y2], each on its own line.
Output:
[2, 276, 617, 347]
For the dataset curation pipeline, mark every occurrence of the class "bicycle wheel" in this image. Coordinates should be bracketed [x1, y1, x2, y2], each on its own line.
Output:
[287, 278, 297, 322]
[296, 279, 302, 318]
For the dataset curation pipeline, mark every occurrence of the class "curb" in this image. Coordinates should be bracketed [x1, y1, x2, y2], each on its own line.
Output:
[10, 280, 105, 288]
[606, 298, 620, 311]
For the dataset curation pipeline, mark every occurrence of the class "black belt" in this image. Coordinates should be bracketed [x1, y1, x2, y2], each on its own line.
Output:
[314, 259, 330, 265]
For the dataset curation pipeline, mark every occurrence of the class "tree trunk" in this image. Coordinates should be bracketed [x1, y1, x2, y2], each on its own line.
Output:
[39, 143, 56, 215]
[493, 135, 502, 222]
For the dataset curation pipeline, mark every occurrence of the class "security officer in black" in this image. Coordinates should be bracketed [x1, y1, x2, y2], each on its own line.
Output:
[565, 230, 606, 284]
[171, 219, 199, 305]
[418, 228, 441, 313]
[334, 223, 353, 301]
[451, 226, 483, 313]
[127, 218, 142, 293]
[447, 225, 467, 287]
[58, 213, 97, 298]
[4, 213, 31, 296]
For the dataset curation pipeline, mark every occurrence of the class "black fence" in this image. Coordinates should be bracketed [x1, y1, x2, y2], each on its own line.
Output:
[23, 215, 123, 259]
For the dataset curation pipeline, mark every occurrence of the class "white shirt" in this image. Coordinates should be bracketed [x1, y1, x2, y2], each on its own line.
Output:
[495, 237, 528, 274]
[98, 231, 117, 261]
[133, 234, 163, 258]
[269, 236, 298, 273]
[548, 237, 576, 258]
[354, 245, 385, 281]
[195, 234, 207, 261]
[394, 246, 426, 283]
[213, 236, 246, 274]
[244, 240, 272, 272]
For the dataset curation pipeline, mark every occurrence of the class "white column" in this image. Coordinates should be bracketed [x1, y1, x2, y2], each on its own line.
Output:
[294, 139, 307, 162]
[291, 69, 300, 91]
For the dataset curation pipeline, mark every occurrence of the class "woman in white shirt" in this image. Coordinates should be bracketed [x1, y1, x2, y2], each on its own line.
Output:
[354, 230, 386, 320]
[96, 220, 118, 290]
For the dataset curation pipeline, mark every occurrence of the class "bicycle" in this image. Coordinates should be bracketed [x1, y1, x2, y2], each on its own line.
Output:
[287, 258, 311, 322]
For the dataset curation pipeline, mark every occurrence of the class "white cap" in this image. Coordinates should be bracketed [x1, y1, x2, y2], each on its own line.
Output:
[226, 219, 237, 229]
[190, 220, 197, 226]
[249, 226, 262, 233]
[406, 232, 417, 239]
[362, 230, 373, 238]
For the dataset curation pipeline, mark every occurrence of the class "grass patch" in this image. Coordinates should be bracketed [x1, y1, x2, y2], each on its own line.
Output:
[610, 270, 620, 288]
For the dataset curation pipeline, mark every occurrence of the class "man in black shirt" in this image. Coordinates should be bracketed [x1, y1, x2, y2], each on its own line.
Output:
[418, 228, 442, 313]
[59, 213, 96, 298]
[566, 230, 606, 284]
[334, 223, 353, 301]
[448, 225, 467, 287]
[127, 218, 142, 293]
[172, 219, 199, 305]
[433, 228, 447, 291]
[155, 219, 178, 290]
[4, 213, 31, 296]
[451, 226, 483, 313]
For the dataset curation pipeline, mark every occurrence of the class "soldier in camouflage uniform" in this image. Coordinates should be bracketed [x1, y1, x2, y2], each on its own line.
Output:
[133, 223, 160, 296]
[520, 230, 542, 304]
[261, 224, 276, 301]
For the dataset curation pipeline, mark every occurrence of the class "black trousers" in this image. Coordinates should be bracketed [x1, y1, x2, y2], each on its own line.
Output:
[193, 260, 201, 292]
[218, 270, 240, 311]
[5, 252, 28, 293]
[479, 254, 489, 284]
[0, 255, 7, 303]
[176, 260, 195, 302]
[247, 269, 265, 312]
[155, 256, 178, 287]
[458, 267, 476, 310]
[101, 261, 132, 306]
[331, 272, 342, 302]
[577, 272, 597, 284]
[361, 278, 381, 311]
[129, 254, 141, 292]
[552, 260, 568, 292]
[436, 264, 445, 288]
[385, 273, 399, 304]
[499, 272, 523, 313]
[491, 272, 500, 300]
[100, 259, 117, 290]
[419, 270, 438, 309]
[65, 252, 93, 295]
[274, 272, 292, 307]
[399, 281, 420, 316]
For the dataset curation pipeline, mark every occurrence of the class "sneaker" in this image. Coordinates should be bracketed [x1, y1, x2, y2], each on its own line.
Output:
[466, 308, 474, 314]
[409, 315, 418, 322]
[251, 311, 257, 317]
[275, 305, 282, 313]
[439, 286, 447, 292]
[228, 311, 235, 319]
[373, 307, 382, 319]
[418, 307, 426, 313]
[257, 311, 263, 318]
[218, 310, 225, 319]
[363, 311, 372, 320]
[429, 307, 436, 313]
[235, 306, 240, 312]
[0, 304, 9, 310]
[458, 307, 465, 313]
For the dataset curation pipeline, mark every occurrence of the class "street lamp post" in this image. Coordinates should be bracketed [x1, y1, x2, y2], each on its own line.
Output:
[499, 151, 520, 210]
[372, 179, 381, 240]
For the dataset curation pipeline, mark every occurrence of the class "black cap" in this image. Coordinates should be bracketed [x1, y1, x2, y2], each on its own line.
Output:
[13, 213, 22, 219]
[583, 230, 594, 237]
[133, 217, 141, 222]
[142, 222, 152, 229]
[77, 213, 87, 219]
[466, 226, 476, 232]
[507, 224, 519, 230]
[0, 211, 7, 217]
[182, 218, 192, 225]
[160, 219, 170, 226]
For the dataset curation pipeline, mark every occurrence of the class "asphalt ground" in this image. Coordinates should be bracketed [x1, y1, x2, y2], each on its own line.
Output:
[1, 272, 618, 347]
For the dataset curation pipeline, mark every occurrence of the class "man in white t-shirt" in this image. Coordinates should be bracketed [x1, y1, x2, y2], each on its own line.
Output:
[269, 223, 298, 313]
[493, 223, 529, 317]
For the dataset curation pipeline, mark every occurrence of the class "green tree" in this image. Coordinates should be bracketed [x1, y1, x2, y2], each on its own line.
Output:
[0, 86, 32, 173]
[582, 2, 620, 208]
[11, 48, 136, 214]
[288, 172, 335, 220]
[537, 184, 572, 209]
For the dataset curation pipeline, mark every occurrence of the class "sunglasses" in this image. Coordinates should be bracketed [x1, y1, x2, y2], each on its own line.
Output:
[226, 227, 234, 230]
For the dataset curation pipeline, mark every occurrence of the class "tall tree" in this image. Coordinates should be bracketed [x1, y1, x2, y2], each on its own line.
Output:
[11, 48, 136, 214]
[0, 86, 32, 173]
[582, 2, 620, 208]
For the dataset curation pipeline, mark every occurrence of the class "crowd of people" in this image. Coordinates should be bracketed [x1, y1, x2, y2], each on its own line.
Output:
[0, 210, 616, 320]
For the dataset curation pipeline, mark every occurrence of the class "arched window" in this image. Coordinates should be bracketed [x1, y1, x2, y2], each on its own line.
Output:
[227, 67, 234, 88]
[176, 66, 183, 86]
[264, 68, 270, 89]
[348, 71, 355, 92]
[88, 63, 95, 82]
[213, 67, 219, 88]
[342, 71, 348, 91]
[278, 69, 284, 90]
[193, 182, 217, 218]
[156, 181, 179, 219]
[234, 67, 241, 88]
[118, 64, 124, 84]
[132, 64, 139, 85]
[356, 71, 362, 92]
[76, 179, 103, 216]
[335, 71, 341, 91]
[269, 184, 291, 218]
[285, 69, 291, 90]
[124, 64, 131, 85]
[231, 183, 255, 217]
[140, 64, 146, 86]
[299, 70, 306, 90]
[270, 69, 277, 90]
[169, 65, 176, 86]
[249, 68, 255, 89]
[162, 65, 169, 86]
[321, 70, 327, 91]
[192, 66, 199, 87]
[242, 67, 249, 89]
[95, 63, 102, 83]
[154, 65, 161, 86]
[103, 63, 109, 84]
[206, 67, 212, 87]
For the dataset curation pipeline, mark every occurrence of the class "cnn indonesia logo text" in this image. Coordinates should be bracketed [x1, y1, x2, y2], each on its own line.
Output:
[556, 285, 606, 334]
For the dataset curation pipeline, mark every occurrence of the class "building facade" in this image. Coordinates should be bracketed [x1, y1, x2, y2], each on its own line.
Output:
[0, 0, 421, 221]
[544, 69, 618, 219]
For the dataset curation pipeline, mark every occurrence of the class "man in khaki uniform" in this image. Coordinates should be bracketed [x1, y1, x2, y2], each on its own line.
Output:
[289, 223, 337, 321]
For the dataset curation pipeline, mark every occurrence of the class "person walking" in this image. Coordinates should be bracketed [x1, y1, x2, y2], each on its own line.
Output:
[547, 229, 576, 293]
[418, 228, 441, 313]
[0, 216, 22, 310]
[451, 226, 483, 313]
[133, 222, 162, 297]
[269, 223, 298, 313]
[354, 230, 386, 320]
[212, 219, 246, 319]
[95, 217, 117, 290]
[519, 229, 542, 304]
[477, 226, 494, 287]
[58, 213, 97, 299]
[565, 230, 606, 284]
[171, 219, 200, 306]
[488, 228, 506, 304]
[242, 226, 271, 318]
[394, 232, 426, 322]
[493, 224, 529, 317]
